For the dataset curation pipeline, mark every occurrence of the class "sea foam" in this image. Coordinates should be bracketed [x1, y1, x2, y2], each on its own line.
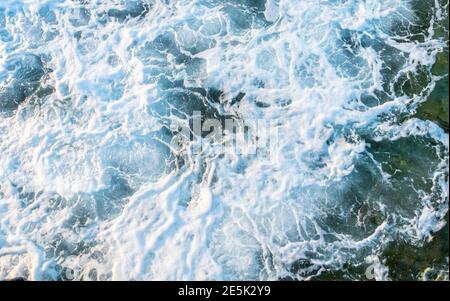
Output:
[0, 0, 448, 280]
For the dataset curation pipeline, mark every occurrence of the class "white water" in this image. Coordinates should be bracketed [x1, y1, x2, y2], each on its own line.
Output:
[0, 0, 448, 280]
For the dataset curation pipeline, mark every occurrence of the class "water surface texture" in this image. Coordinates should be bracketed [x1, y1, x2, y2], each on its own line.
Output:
[0, 0, 448, 280]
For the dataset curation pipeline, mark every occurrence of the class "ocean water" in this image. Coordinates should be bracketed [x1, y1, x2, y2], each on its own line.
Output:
[0, 0, 448, 281]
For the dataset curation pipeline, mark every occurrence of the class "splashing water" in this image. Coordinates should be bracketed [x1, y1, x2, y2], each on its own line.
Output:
[0, 0, 448, 280]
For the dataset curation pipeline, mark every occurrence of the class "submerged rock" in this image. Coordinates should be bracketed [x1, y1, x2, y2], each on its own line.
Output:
[0, 53, 45, 114]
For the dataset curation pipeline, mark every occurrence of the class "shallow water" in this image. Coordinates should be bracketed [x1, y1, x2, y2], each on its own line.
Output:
[0, 0, 448, 280]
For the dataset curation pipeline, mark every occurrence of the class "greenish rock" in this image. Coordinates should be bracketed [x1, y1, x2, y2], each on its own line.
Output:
[415, 44, 448, 132]
[383, 213, 449, 281]
[414, 1, 449, 132]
